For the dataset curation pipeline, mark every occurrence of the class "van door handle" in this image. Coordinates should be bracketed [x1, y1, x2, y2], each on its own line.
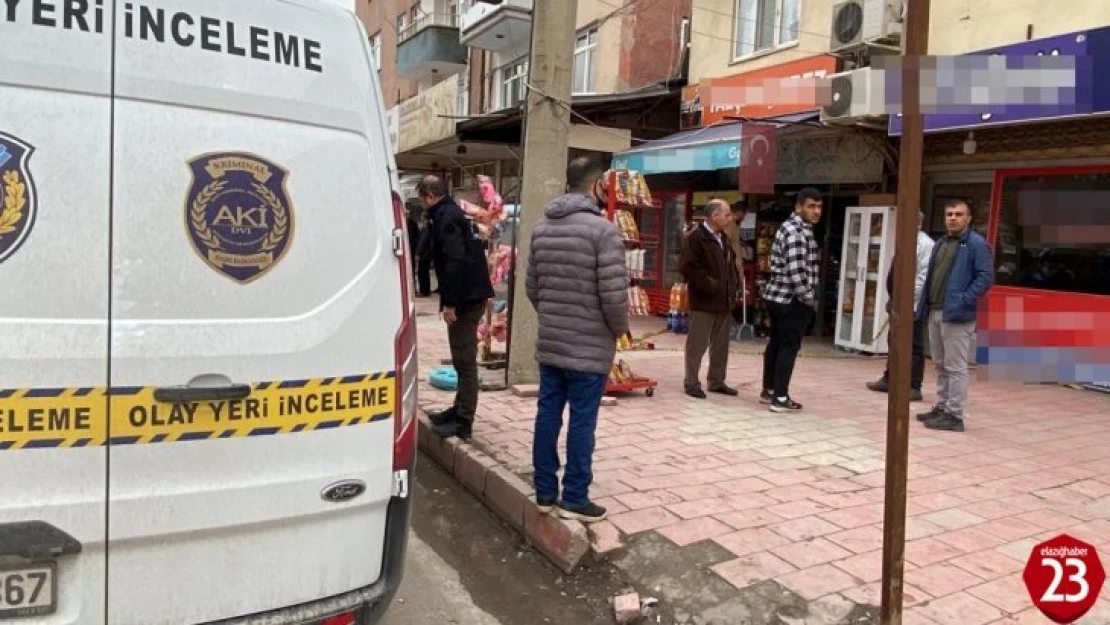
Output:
[154, 383, 251, 403]
[0, 521, 82, 559]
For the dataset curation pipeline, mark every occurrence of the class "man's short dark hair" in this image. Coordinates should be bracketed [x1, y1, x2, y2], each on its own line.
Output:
[567, 157, 606, 190]
[796, 187, 822, 206]
[416, 175, 447, 199]
[944, 198, 971, 215]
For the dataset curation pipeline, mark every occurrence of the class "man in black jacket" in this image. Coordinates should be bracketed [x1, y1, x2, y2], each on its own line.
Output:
[418, 175, 495, 440]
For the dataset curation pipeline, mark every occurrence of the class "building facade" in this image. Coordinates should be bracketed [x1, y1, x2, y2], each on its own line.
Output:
[357, 0, 693, 202]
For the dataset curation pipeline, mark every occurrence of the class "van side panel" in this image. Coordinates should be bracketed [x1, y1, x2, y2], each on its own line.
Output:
[106, 2, 401, 623]
[0, 5, 114, 624]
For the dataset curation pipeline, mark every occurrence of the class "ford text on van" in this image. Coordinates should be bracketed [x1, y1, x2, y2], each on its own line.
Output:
[0, 0, 418, 623]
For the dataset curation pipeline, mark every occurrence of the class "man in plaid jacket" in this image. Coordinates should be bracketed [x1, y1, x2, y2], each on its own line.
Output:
[760, 188, 823, 412]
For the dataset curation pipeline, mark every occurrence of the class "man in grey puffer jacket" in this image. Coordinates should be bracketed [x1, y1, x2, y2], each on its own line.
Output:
[525, 157, 629, 523]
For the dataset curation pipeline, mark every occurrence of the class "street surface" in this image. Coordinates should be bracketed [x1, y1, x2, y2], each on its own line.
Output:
[381, 452, 654, 625]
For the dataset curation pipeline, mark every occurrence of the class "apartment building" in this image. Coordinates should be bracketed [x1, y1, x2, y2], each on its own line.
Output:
[358, 0, 692, 201]
[617, 0, 1110, 371]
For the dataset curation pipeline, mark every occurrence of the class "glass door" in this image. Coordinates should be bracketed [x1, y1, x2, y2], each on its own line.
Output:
[860, 208, 888, 351]
[836, 209, 866, 348]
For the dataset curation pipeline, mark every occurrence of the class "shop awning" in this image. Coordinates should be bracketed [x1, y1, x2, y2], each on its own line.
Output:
[610, 111, 818, 175]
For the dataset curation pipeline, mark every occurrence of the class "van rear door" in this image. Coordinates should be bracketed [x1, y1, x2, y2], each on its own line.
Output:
[106, 2, 403, 622]
[0, 8, 113, 623]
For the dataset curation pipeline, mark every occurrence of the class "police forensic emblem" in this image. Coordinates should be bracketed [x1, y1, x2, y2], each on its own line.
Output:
[0, 131, 38, 266]
[185, 152, 294, 283]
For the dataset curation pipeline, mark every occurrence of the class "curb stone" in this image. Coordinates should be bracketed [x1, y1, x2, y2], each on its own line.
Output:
[416, 414, 625, 574]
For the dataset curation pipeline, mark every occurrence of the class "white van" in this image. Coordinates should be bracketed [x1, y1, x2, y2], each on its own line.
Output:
[0, 0, 418, 623]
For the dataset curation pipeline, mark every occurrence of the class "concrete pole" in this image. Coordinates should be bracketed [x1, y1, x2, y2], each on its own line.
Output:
[505, 0, 579, 386]
[880, 0, 931, 623]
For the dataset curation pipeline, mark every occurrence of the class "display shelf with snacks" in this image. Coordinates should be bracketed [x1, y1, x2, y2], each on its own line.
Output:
[603, 169, 664, 304]
[600, 169, 659, 397]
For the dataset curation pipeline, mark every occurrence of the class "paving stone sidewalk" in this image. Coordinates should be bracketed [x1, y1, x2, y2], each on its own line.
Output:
[414, 300, 1110, 624]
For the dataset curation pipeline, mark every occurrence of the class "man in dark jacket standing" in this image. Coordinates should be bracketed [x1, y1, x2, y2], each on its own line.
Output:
[525, 157, 629, 523]
[419, 175, 495, 440]
[680, 199, 740, 399]
[916, 199, 994, 432]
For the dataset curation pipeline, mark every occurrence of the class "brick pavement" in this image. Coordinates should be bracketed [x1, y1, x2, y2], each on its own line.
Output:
[415, 300, 1110, 623]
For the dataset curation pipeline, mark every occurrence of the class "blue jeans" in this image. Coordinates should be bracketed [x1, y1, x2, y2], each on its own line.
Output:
[533, 364, 607, 508]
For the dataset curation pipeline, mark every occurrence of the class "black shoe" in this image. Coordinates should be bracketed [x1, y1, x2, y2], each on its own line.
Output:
[910, 388, 923, 402]
[433, 418, 472, 440]
[924, 414, 965, 432]
[866, 377, 890, 393]
[685, 387, 707, 399]
[535, 495, 557, 513]
[558, 501, 607, 523]
[759, 389, 774, 404]
[709, 385, 739, 396]
[916, 405, 944, 422]
[427, 406, 458, 426]
[769, 397, 802, 413]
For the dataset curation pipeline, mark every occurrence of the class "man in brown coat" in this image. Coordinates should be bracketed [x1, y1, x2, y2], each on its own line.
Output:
[680, 199, 740, 399]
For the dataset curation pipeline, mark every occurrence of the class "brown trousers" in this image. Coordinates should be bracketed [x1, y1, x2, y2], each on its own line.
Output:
[684, 310, 733, 391]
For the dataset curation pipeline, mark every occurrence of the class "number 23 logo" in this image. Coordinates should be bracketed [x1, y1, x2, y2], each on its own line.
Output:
[1041, 557, 1090, 603]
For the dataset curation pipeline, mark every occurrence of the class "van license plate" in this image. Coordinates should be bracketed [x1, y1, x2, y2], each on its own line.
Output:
[0, 564, 55, 618]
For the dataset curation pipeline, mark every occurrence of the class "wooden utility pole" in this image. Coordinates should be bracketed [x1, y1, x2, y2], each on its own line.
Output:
[505, 0, 579, 386]
[880, 0, 931, 623]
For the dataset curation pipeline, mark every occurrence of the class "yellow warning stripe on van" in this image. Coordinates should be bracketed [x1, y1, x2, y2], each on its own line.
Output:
[0, 372, 396, 451]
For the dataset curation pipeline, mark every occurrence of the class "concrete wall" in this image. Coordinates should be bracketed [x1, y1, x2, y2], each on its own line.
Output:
[927, 0, 1110, 54]
[577, 1, 622, 94]
[688, 0, 834, 84]
[689, 0, 1110, 87]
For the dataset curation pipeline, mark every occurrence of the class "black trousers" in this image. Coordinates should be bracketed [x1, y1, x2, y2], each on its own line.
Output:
[447, 300, 487, 420]
[761, 300, 813, 398]
[416, 255, 432, 296]
[881, 314, 926, 390]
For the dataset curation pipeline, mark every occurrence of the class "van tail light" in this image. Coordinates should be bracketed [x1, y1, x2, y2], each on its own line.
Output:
[391, 190, 418, 471]
[318, 611, 358, 625]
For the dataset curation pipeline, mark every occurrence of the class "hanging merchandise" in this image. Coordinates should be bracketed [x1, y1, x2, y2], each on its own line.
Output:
[461, 174, 514, 364]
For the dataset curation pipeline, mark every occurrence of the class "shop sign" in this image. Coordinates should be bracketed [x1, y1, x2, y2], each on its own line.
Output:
[889, 27, 1110, 136]
[776, 134, 883, 185]
[697, 55, 838, 127]
[680, 84, 702, 129]
[398, 75, 459, 153]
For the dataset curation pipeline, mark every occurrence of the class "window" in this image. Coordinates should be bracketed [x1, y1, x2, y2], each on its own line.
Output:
[369, 32, 382, 71]
[501, 56, 528, 108]
[734, 0, 800, 59]
[573, 26, 597, 95]
[992, 169, 1110, 297]
[448, 0, 460, 27]
[410, 4, 420, 24]
[397, 12, 407, 37]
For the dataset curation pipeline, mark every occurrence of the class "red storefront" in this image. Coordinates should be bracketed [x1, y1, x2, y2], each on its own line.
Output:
[913, 118, 1110, 390]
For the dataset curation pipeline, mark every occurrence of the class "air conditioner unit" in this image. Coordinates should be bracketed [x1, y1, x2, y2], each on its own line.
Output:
[819, 67, 889, 123]
[829, 0, 904, 53]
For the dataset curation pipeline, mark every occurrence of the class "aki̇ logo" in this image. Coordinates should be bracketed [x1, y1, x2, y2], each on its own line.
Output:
[0, 131, 38, 266]
[185, 152, 294, 284]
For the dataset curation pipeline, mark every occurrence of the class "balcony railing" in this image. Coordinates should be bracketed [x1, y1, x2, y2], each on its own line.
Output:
[399, 12, 460, 45]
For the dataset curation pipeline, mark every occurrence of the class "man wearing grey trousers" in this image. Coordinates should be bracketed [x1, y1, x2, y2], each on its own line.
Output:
[680, 199, 741, 399]
[916, 199, 994, 432]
